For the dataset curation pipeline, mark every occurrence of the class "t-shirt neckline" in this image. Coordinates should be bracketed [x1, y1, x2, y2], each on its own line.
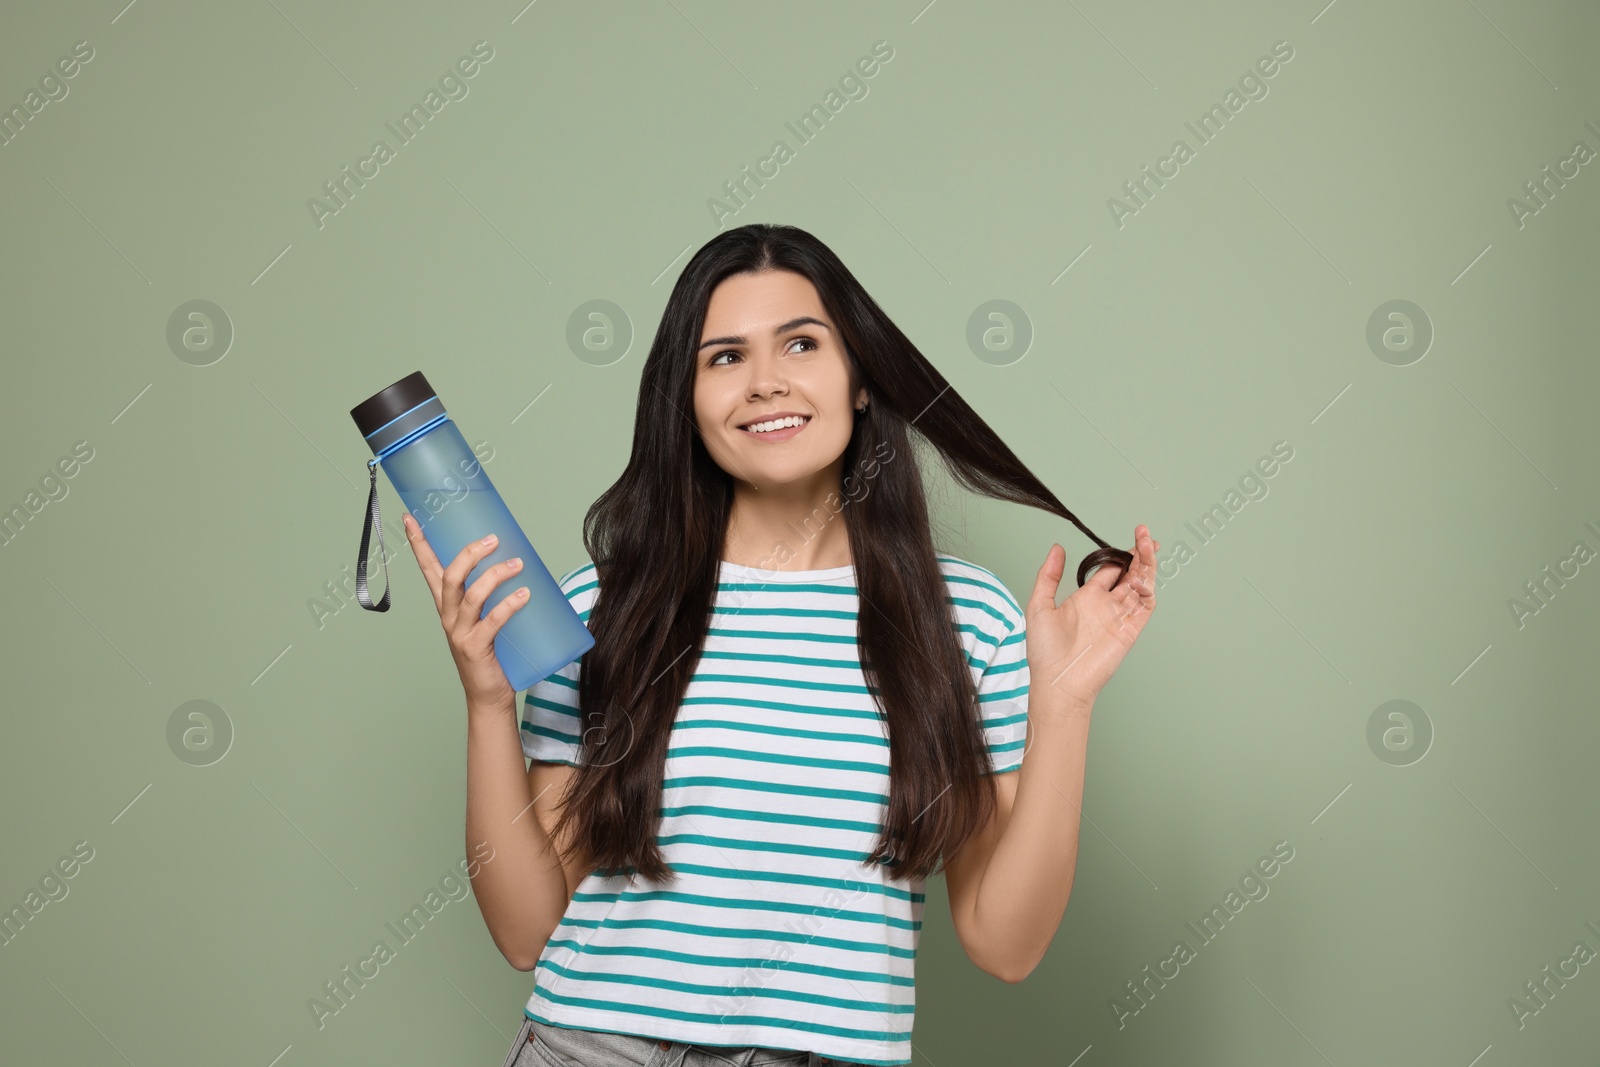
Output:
[718, 559, 857, 582]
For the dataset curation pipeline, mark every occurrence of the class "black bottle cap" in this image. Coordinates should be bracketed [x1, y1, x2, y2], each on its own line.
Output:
[350, 371, 446, 456]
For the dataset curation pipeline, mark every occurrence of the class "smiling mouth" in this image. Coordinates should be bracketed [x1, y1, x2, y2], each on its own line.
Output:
[739, 415, 812, 436]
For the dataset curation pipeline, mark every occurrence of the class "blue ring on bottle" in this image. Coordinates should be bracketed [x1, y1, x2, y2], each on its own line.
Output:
[374, 412, 449, 462]
[365, 395, 448, 459]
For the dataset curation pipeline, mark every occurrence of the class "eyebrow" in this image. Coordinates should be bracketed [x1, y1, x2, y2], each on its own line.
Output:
[697, 316, 831, 352]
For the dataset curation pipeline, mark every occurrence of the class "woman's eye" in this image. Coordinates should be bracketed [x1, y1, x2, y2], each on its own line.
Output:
[708, 337, 815, 366]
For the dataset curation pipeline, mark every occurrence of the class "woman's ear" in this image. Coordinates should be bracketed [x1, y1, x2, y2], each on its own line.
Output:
[855, 386, 870, 412]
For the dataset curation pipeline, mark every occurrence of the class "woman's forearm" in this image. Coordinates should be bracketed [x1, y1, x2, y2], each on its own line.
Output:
[971, 693, 1093, 982]
[464, 698, 570, 970]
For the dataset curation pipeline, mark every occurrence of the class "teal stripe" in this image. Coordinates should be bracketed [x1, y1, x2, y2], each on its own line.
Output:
[979, 684, 1027, 703]
[655, 831, 885, 864]
[521, 703, 889, 748]
[700, 648, 862, 671]
[540, 937, 915, 984]
[985, 710, 1027, 732]
[495, 769, 887, 805]
[702, 638, 986, 673]
[537, 959, 913, 1014]
[590, 860, 923, 903]
[944, 593, 1010, 628]
[527, 698, 577, 719]
[529, 714, 1022, 767]
[689, 673, 871, 696]
[700, 620, 998, 662]
[665, 745, 886, 776]
[527, 622, 1011, 669]
[717, 580, 860, 597]
[707, 624, 857, 644]
[568, 888, 920, 931]
[937, 569, 1008, 599]
[935, 557, 1021, 612]
[664, 775, 888, 806]
[677, 697, 882, 723]
[533, 673, 578, 692]
[523, 999, 912, 1049]
[525, 702, 576, 727]
[671, 717, 887, 750]
[711, 599, 1005, 639]
[522, 721, 579, 747]
[659, 801, 882, 834]
[985, 705, 1027, 756]
[712, 607, 859, 622]
[707, 623, 984, 669]
[952, 622, 1005, 654]
[552, 915, 915, 957]
[522, 730, 1015, 773]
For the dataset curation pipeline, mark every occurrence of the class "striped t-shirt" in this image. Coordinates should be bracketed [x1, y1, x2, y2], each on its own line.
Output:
[518, 555, 1030, 1067]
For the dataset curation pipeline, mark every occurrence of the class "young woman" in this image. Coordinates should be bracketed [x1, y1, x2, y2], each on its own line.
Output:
[404, 223, 1159, 1067]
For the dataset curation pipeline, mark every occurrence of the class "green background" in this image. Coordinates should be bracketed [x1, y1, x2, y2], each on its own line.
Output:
[2, 1, 1597, 1064]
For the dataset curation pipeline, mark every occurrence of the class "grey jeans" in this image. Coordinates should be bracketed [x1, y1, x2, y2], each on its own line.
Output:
[502, 1016, 870, 1067]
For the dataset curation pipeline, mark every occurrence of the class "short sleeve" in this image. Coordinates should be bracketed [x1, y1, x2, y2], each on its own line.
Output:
[519, 563, 598, 765]
[977, 587, 1029, 775]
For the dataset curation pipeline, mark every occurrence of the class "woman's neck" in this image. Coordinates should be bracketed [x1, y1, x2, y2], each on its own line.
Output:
[722, 473, 852, 572]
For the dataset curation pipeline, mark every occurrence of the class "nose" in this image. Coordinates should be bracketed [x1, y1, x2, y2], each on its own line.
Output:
[743, 349, 787, 400]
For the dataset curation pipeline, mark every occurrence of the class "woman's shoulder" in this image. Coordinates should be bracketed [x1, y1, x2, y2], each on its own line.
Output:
[934, 553, 1026, 631]
[555, 561, 601, 605]
[556, 560, 598, 587]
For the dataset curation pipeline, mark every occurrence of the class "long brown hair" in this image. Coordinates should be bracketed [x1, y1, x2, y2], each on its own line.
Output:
[550, 223, 1131, 884]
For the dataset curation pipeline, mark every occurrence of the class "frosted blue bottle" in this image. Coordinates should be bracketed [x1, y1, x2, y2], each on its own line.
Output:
[349, 371, 593, 693]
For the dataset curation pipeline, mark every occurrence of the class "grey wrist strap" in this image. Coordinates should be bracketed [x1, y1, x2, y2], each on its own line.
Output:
[356, 458, 391, 611]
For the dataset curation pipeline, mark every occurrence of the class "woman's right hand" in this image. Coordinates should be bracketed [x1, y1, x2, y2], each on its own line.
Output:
[403, 512, 531, 710]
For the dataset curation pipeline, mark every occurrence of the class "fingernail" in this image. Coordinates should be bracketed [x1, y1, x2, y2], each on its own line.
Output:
[508, 557, 522, 570]
[515, 587, 529, 598]
[482, 534, 497, 546]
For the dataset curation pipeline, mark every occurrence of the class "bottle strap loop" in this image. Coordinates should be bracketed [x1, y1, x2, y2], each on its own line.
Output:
[356, 458, 391, 611]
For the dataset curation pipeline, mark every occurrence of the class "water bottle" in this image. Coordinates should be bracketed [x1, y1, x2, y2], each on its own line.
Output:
[348, 370, 593, 693]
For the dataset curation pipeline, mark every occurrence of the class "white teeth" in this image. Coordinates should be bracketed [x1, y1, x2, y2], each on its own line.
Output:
[745, 416, 808, 433]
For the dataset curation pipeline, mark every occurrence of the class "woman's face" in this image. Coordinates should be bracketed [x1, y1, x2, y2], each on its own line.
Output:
[693, 269, 867, 491]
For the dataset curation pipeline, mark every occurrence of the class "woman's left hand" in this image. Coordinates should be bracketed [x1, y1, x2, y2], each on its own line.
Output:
[1024, 524, 1159, 713]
